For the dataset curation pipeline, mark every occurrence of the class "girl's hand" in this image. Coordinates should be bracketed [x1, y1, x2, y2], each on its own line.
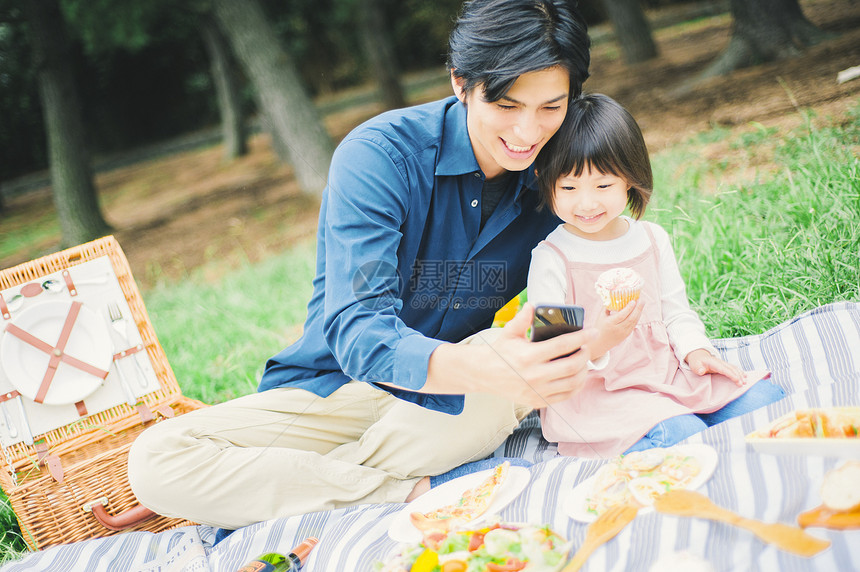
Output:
[591, 299, 643, 359]
[685, 349, 747, 386]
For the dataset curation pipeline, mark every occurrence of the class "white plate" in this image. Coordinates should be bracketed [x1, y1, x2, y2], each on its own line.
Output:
[563, 444, 718, 523]
[1, 300, 112, 405]
[388, 466, 531, 543]
[745, 436, 860, 458]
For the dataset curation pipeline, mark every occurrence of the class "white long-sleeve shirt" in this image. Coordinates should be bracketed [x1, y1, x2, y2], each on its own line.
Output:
[527, 217, 718, 365]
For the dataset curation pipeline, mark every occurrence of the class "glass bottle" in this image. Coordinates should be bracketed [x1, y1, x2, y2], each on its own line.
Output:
[236, 536, 319, 572]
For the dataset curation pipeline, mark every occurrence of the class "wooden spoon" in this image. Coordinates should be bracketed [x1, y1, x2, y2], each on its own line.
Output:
[560, 503, 639, 572]
[798, 504, 860, 530]
[653, 490, 830, 558]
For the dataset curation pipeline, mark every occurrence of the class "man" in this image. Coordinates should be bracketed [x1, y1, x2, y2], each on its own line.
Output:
[129, 0, 595, 529]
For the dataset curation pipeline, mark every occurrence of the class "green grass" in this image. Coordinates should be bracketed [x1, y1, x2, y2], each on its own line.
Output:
[648, 104, 859, 336]
[0, 101, 857, 562]
[0, 211, 59, 262]
[143, 242, 317, 404]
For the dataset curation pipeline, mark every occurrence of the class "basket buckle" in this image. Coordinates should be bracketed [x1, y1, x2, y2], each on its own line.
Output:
[82, 497, 109, 513]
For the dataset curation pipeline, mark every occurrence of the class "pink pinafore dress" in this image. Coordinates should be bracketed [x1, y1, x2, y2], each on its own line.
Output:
[539, 225, 756, 457]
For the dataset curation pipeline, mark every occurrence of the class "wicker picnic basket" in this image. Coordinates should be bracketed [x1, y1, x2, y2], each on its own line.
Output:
[0, 236, 208, 550]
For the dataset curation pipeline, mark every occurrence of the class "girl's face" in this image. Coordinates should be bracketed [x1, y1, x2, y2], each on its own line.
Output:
[453, 67, 570, 180]
[552, 165, 630, 241]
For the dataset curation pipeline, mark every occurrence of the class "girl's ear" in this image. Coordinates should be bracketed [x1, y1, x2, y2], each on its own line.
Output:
[450, 71, 467, 103]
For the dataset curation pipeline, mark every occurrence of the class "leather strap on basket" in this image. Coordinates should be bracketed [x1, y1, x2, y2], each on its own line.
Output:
[35, 441, 64, 483]
[112, 344, 145, 361]
[155, 405, 175, 419]
[84, 499, 158, 531]
[135, 403, 154, 423]
[0, 294, 9, 320]
[5, 301, 109, 403]
[62, 270, 78, 296]
[0, 390, 21, 403]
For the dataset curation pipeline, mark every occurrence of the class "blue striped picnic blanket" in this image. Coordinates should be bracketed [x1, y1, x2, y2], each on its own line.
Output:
[3, 301, 858, 572]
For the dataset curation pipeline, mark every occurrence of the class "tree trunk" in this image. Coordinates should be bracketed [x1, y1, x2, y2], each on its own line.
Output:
[200, 16, 248, 161]
[602, 0, 658, 65]
[357, 0, 406, 110]
[259, 108, 292, 165]
[697, 0, 831, 81]
[212, 0, 334, 196]
[24, 0, 111, 247]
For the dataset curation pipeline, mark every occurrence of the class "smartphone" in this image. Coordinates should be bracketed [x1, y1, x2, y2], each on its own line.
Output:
[530, 304, 585, 343]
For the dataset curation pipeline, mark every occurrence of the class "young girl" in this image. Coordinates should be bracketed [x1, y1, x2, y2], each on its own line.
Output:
[528, 93, 785, 457]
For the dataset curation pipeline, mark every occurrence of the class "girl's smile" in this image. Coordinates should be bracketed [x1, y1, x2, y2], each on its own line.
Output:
[552, 166, 630, 241]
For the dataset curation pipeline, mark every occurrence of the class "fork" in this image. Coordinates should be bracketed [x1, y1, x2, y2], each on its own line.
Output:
[107, 302, 148, 388]
[561, 503, 639, 572]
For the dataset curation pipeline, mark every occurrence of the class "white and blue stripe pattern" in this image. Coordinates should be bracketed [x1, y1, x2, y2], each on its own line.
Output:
[2, 302, 857, 571]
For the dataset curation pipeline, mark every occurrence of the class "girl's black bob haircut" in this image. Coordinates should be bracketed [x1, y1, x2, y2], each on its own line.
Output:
[447, 0, 591, 102]
[535, 93, 653, 219]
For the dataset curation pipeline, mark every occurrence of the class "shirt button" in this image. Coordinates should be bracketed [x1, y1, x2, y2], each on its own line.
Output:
[473, 172, 481, 178]
[470, 199, 478, 208]
[453, 302, 461, 309]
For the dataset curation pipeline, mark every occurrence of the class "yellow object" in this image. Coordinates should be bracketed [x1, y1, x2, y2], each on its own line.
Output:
[492, 291, 526, 327]
[411, 548, 439, 572]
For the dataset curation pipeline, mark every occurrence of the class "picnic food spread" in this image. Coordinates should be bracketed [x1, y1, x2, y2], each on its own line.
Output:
[584, 447, 703, 517]
[375, 522, 570, 572]
[594, 267, 643, 311]
[410, 462, 510, 533]
[746, 407, 860, 438]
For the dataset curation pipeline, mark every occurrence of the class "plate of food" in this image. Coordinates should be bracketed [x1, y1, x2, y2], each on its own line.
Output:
[745, 407, 860, 458]
[564, 444, 718, 523]
[388, 461, 531, 543]
[376, 521, 571, 572]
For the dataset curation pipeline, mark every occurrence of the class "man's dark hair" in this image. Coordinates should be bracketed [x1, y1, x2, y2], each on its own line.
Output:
[535, 93, 653, 219]
[447, 0, 590, 102]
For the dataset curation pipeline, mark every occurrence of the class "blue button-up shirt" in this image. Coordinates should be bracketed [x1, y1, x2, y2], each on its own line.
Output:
[259, 96, 561, 413]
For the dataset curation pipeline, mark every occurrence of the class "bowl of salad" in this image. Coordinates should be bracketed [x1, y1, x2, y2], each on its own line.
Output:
[375, 521, 571, 572]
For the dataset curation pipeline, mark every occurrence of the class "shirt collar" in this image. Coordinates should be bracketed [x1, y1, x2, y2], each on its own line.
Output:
[435, 96, 539, 196]
[436, 98, 480, 177]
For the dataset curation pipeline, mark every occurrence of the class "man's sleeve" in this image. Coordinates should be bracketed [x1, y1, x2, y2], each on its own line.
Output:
[322, 136, 444, 391]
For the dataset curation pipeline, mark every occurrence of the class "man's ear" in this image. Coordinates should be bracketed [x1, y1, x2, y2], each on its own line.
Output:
[450, 71, 466, 103]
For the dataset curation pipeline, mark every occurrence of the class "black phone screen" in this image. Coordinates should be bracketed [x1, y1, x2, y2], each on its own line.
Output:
[530, 304, 585, 342]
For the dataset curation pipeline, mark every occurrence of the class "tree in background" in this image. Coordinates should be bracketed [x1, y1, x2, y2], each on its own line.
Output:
[358, 0, 406, 110]
[0, 5, 46, 194]
[24, 0, 110, 246]
[61, 0, 238, 159]
[212, 0, 334, 196]
[199, 14, 248, 161]
[695, 0, 831, 81]
[602, 0, 658, 64]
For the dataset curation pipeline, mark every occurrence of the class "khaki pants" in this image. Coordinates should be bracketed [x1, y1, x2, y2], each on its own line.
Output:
[128, 377, 530, 529]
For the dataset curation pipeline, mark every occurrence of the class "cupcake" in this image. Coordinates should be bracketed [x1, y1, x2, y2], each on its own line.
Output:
[595, 267, 643, 311]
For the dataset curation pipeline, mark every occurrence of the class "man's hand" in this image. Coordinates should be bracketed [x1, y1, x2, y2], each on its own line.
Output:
[425, 303, 594, 408]
[685, 348, 747, 385]
[589, 299, 643, 359]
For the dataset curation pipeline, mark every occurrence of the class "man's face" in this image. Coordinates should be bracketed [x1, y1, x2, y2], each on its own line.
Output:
[453, 67, 570, 180]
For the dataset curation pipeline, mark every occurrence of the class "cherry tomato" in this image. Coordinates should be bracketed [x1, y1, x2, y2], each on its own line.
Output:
[468, 531, 485, 552]
[486, 558, 527, 571]
[423, 531, 447, 551]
